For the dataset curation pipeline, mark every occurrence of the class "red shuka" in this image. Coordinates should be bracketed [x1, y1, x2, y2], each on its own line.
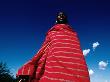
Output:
[17, 24, 90, 82]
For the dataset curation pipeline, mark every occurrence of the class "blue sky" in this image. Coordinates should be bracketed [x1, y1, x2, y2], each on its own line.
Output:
[0, 0, 110, 82]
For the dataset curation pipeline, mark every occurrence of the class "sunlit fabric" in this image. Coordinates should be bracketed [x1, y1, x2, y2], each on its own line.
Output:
[17, 24, 90, 82]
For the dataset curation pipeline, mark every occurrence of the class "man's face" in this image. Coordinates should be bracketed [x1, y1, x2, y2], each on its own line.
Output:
[57, 12, 66, 21]
[56, 12, 68, 24]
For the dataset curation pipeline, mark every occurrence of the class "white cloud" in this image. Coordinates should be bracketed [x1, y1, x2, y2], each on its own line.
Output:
[83, 49, 90, 56]
[89, 69, 94, 75]
[92, 42, 100, 50]
[99, 61, 108, 70]
[105, 80, 109, 82]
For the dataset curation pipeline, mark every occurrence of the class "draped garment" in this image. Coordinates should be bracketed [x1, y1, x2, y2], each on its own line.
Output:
[17, 24, 90, 82]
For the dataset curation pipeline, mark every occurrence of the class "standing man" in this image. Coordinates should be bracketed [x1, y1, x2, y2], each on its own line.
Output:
[17, 12, 90, 82]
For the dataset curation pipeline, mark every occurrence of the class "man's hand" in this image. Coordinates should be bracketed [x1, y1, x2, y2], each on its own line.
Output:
[18, 78, 26, 82]
[17, 75, 30, 82]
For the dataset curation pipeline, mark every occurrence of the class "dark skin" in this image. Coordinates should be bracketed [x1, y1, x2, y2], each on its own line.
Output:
[17, 75, 30, 82]
[56, 12, 68, 24]
[18, 78, 26, 82]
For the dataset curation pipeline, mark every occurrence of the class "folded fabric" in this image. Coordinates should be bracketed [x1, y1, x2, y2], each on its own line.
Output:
[17, 24, 90, 82]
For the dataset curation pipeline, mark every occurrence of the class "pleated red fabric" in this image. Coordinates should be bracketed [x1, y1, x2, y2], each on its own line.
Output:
[17, 24, 90, 82]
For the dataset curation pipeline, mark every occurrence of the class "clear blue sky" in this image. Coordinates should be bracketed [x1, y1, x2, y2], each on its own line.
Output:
[0, 0, 110, 82]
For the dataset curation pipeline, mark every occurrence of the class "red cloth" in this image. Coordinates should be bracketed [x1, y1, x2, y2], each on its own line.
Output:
[17, 24, 90, 82]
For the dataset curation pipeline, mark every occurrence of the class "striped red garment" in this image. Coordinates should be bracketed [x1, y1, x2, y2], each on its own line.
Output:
[17, 24, 90, 82]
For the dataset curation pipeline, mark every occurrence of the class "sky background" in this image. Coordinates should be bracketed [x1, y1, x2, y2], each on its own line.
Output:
[0, 0, 110, 82]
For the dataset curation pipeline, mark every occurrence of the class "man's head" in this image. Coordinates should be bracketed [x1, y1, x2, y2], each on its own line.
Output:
[56, 12, 68, 24]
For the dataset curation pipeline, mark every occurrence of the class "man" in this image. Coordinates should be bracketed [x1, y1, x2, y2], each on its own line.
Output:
[17, 12, 90, 82]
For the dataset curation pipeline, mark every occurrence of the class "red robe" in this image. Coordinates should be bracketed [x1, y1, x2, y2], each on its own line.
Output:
[17, 24, 90, 82]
